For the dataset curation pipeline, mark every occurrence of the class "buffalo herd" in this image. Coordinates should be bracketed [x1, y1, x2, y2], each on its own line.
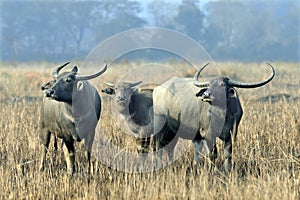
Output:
[39, 62, 275, 174]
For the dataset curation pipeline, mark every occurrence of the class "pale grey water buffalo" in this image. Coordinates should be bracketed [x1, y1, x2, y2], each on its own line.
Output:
[152, 63, 275, 173]
[102, 81, 153, 152]
[39, 62, 107, 174]
[39, 62, 71, 157]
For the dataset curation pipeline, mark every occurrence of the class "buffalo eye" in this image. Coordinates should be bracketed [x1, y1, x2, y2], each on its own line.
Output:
[65, 77, 72, 83]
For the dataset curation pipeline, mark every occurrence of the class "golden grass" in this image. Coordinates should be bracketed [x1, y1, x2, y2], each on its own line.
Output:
[0, 62, 299, 199]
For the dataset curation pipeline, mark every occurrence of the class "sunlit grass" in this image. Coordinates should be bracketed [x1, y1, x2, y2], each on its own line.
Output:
[0, 62, 299, 199]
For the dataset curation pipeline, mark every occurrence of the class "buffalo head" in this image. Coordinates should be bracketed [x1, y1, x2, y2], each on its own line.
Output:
[102, 81, 143, 111]
[194, 63, 275, 105]
[45, 63, 107, 103]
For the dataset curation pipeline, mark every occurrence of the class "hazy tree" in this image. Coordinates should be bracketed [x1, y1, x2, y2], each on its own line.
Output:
[93, 0, 147, 42]
[58, 1, 100, 56]
[204, 2, 248, 47]
[147, 0, 178, 27]
[173, 0, 205, 41]
[0, 0, 299, 62]
[0, 1, 101, 61]
[275, 1, 299, 61]
[202, 0, 299, 61]
[1, 1, 40, 61]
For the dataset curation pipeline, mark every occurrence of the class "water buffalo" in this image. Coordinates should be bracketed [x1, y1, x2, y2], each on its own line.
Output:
[152, 63, 275, 173]
[102, 81, 153, 152]
[39, 62, 71, 153]
[39, 62, 107, 174]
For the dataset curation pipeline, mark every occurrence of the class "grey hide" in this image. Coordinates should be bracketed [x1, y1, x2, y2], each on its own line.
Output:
[152, 63, 275, 173]
[39, 62, 107, 174]
[102, 81, 153, 152]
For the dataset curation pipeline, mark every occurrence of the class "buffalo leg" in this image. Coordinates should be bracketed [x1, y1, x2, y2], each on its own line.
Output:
[152, 113, 167, 151]
[224, 136, 232, 174]
[152, 135, 176, 167]
[156, 131, 177, 165]
[85, 149, 91, 175]
[224, 120, 239, 174]
[192, 133, 207, 166]
[193, 133, 217, 172]
[62, 139, 75, 175]
[52, 135, 58, 166]
[39, 129, 51, 172]
[53, 135, 58, 152]
[136, 138, 150, 153]
[209, 145, 218, 172]
[83, 135, 93, 175]
[163, 134, 178, 163]
[141, 138, 151, 153]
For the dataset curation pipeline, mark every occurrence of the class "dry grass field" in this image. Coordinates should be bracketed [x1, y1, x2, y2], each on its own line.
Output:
[0, 62, 299, 199]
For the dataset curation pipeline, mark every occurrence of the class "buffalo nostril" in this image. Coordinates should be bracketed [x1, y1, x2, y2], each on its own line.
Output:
[45, 89, 54, 97]
[117, 96, 126, 102]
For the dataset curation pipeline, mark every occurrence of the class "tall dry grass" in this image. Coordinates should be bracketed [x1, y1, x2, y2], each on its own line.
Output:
[0, 62, 299, 199]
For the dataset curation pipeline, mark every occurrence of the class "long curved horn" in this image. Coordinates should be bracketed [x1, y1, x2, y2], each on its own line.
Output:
[193, 63, 210, 87]
[130, 80, 143, 87]
[75, 64, 107, 81]
[52, 62, 70, 78]
[227, 63, 275, 88]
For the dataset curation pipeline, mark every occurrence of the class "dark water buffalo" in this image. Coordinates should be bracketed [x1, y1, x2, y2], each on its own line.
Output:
[152, 63, 275, 173]
[39, 62, 107, 174]
[102, 81, 153, 152]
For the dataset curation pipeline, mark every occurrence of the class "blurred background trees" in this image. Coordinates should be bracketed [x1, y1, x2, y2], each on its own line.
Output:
[0, 0, 299, 62]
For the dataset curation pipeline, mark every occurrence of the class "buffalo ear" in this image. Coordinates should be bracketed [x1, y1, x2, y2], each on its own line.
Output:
[77, 81, 84, 91]
[72, 66, 78, 73]
[102, 87, 115, 95]
[132, 87, 138, 93]
[228, 88, 235, 97]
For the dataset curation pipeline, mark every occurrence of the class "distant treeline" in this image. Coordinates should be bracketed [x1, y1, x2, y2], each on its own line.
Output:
[1, 0, 299, 62]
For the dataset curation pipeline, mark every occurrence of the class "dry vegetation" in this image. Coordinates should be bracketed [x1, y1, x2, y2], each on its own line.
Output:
[0, 62, 299, 199]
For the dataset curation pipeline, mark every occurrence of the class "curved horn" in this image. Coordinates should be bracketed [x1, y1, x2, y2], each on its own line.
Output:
[75, 64, 107, 81]
[193, 63, 210, 87]
[52, 62, 70, 78]
[102, 81, 115, 87]
[130, 80, 143, 88]
[227, 63, 275, 88]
